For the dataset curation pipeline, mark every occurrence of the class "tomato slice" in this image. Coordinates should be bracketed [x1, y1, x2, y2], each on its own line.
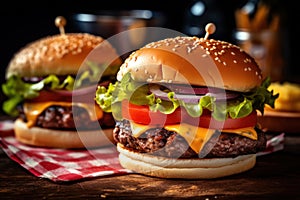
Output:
[182, 110, 257, 130]
[121, 100, 182, 125]
[121, 100, 257, 129]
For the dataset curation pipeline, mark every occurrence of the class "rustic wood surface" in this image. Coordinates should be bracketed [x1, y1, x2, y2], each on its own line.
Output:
[1, 133, 299, 199]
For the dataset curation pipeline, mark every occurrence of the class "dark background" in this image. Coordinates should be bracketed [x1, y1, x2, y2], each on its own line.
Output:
[0, 0, 299, 115]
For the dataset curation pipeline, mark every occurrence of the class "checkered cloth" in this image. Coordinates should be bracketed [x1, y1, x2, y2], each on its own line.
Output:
[0, 120, 132, 182]
[0, 120, 284, 182]
[0, 136, 132, 182]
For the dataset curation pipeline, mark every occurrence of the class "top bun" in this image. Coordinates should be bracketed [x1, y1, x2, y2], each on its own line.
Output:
[6, 33, 122, 78]
[117, 36, 262, 92]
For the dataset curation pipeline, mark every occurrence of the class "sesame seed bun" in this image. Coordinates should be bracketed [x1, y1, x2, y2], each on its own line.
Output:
[6, 33, 122, 78]
[117, 36, 262, 92]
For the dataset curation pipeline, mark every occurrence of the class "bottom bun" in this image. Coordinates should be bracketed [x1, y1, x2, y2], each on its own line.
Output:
[14, 118, 115, 149]
[117, 143, 256, 179]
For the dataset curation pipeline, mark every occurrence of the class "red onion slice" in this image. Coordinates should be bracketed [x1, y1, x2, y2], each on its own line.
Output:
[206, 92, 240, 101]
[167, 84, 224, 95]
[149, 84, 240, 104]
[149, 85, 172, 101]
[51, 81, 110, 97]
[174, 94, 203, 104]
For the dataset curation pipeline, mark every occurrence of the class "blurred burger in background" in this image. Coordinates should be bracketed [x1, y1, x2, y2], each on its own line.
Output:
[95, 24, 279, 179]
[1, 17, 122, 148]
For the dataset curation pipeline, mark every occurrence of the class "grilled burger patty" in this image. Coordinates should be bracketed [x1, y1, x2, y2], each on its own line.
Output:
[18, 105, 115, 130]
[113, 119, 267, 158]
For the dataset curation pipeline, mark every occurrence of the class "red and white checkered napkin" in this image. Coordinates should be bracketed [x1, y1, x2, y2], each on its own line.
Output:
[257, 132, 285, 156]
[0, 120, 285, 182]
[0, 126, 132, 182]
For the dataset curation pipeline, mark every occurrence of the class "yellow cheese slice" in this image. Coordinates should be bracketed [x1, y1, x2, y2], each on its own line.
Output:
[129, 121, 257, 154]
[23, 101, 103, 128]
[164, 124, 215, 154]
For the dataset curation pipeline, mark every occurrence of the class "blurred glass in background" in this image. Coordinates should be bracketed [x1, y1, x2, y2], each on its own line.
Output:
[233, 0, 285, 81]
[69, 10, 167, 59]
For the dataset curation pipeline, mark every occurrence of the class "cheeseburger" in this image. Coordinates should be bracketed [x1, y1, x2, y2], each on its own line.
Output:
[2, 33, 122, 148]
[95, 26, 278, 178]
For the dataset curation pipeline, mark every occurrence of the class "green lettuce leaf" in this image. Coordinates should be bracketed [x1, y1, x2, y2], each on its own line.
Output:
[95, 72, 279, 121]
[2, 61, 120, 116]
[243, 76, 279, 115]
[2, 75, 74, 116]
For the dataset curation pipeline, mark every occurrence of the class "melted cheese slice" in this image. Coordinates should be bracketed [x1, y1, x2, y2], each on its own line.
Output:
[23, 101, 103, 128]
[130, 121, 257, 154]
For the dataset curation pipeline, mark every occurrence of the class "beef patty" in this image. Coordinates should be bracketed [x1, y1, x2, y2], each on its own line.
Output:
[113, 119, 267, 158]
[18, 105, 115, 130]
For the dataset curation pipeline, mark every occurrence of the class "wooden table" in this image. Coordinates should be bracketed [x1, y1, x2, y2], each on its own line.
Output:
[1, 12, 300, 198]
[1, 130, 300, 199]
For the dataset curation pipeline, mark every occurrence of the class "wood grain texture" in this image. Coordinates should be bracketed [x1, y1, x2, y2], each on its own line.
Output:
[1, 134, 300, 199]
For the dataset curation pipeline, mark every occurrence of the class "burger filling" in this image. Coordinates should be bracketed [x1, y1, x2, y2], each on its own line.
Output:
[2, 61, 120, 130]
[2, 61, 119, 117]
[96, 72, 277, 158]
[114, 119, 266, 158]
[17, 105, 115, 130]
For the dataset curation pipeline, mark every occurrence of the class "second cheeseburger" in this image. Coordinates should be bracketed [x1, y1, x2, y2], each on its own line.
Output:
[95, 25, 278, 178]
[2, 32, 122, 148]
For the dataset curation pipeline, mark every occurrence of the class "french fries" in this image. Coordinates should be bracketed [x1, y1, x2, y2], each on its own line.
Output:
[267, 82, 300, 112]
[235, 3, 280, 31]
[235, 9, 251, 29]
